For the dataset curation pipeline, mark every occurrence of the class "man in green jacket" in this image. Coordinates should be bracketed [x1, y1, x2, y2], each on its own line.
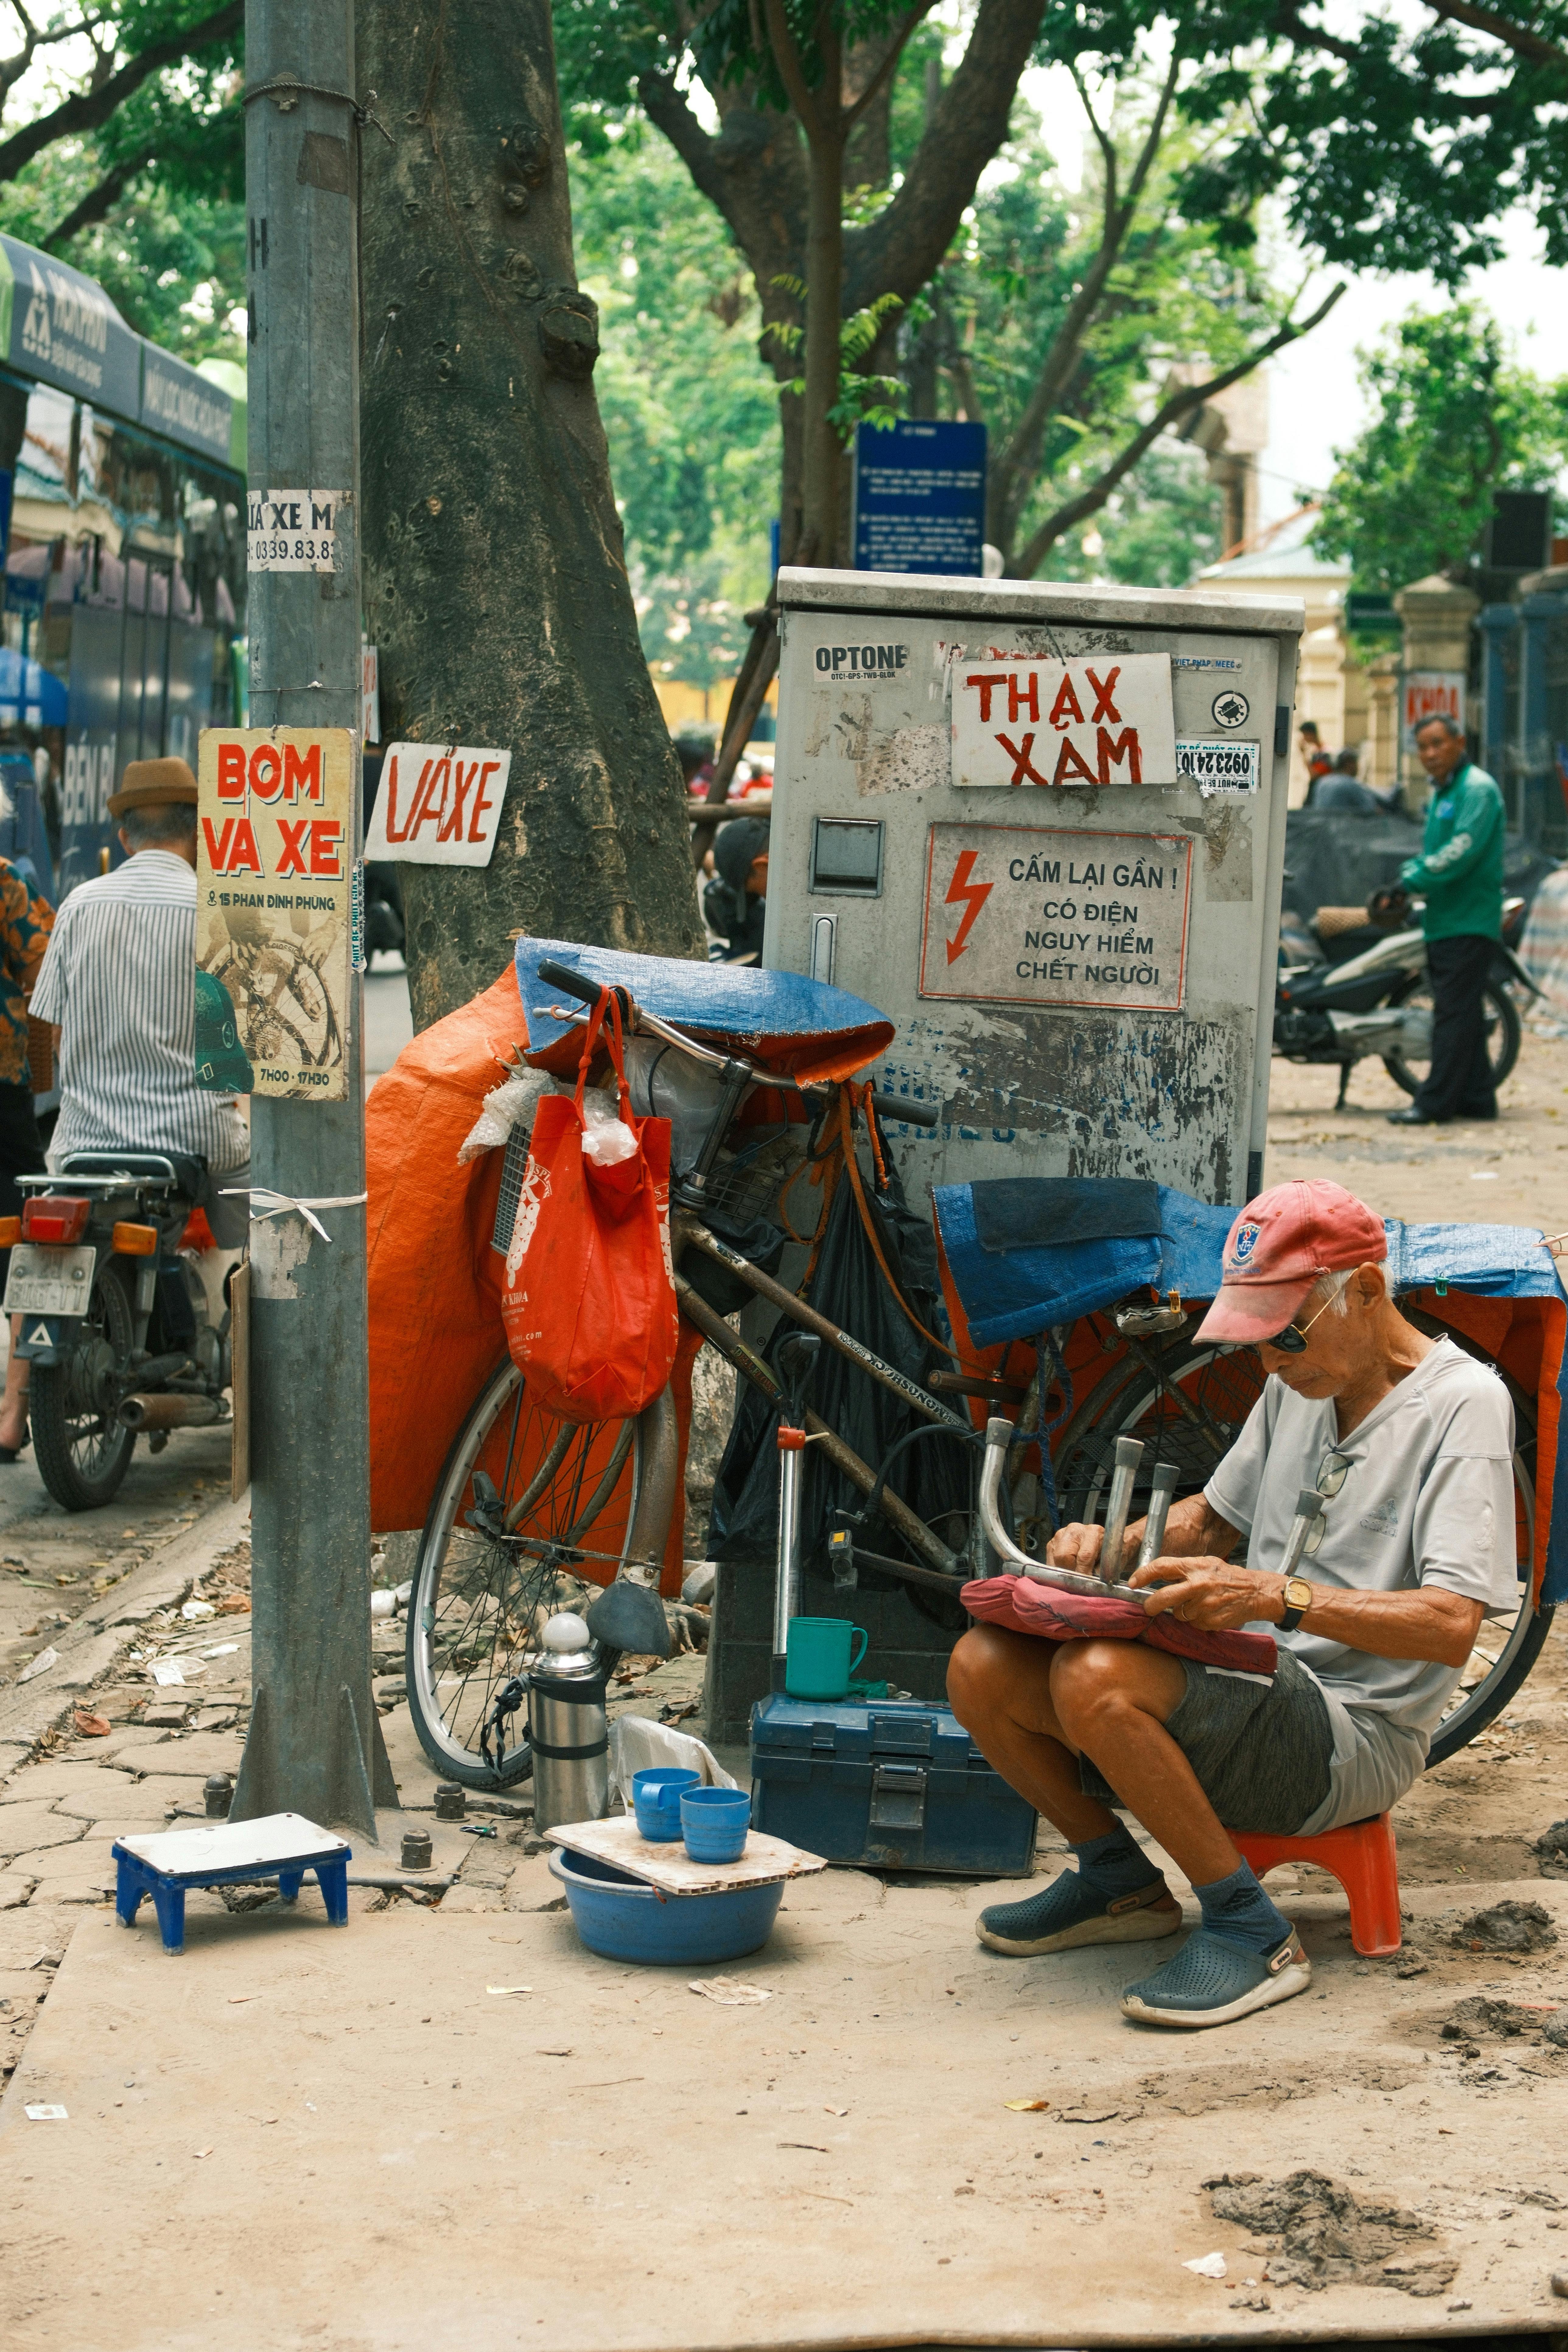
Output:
[1387, 712, 1505, 1127]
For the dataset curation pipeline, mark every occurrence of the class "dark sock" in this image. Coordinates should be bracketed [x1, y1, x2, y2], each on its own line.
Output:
[1194, 1860, 1292, 1955]
[1070, 1823, 1161, 1901]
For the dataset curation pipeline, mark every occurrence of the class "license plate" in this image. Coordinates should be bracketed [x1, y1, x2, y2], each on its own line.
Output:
[3, 1242, 97, 1316]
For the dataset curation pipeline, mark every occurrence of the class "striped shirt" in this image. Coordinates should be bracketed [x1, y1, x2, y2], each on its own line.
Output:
[31, 850, 250, 1170]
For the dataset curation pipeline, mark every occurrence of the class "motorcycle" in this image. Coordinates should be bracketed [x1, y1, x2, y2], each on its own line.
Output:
[1273, 891, 1539, 1108]
[2, 1150, 237, 1511]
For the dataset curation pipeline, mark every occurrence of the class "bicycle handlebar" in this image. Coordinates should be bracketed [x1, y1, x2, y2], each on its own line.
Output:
[869, 1090, 939, 1129]
[536, 957, 600, 1004]
[533, 958, 942, 1127]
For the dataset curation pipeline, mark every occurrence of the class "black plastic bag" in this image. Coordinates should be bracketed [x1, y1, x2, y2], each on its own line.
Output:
[708, 1156, 972, 1581]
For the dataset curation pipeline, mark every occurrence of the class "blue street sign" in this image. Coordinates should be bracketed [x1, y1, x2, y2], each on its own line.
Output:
[852, 420, 987, 575]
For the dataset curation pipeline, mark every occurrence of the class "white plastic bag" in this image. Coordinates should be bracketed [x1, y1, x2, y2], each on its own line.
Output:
[456, 1069, 551, 1164]
[582, 1118, 639, 1167]
[607, 1715, 739, 1808]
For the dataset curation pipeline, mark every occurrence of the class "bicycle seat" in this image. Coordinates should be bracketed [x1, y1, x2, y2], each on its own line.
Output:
[58, 1148, 208, 1199]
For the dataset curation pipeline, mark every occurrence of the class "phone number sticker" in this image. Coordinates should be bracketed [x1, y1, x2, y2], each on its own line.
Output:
[246, 489, 345, 574]
[1176, 738, 1260, 796]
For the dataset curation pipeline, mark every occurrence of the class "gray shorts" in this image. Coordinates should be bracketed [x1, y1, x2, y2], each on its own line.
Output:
[1080, 1647, 1334, 1837]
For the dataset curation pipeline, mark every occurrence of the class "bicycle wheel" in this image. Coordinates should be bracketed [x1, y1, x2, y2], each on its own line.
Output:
[406, 1360, 644, 1789]
[31, 1273, 137, 1512]
[1381, 975, 1521, 1097]
[1411, 1311, 1549, 1764]
[1053, 1336, 1267, 1535]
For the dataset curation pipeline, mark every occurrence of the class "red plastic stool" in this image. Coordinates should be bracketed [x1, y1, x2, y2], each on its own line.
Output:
[1231, 1812, 1402, 1957]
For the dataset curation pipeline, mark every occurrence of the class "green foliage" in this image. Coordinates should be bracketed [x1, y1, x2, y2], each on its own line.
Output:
[1030, 0, 1568, 287]
[1049, 443, 1222, 586]
[1314, 305, 1568, 594]
[766, 278, 906, 438]
[0, 2, 244, 359]
[569, 128, 778, 678]
[936, 91, 1286, 561]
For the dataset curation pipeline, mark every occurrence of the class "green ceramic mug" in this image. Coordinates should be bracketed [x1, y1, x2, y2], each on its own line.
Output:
[785, 1616, 870, 1701]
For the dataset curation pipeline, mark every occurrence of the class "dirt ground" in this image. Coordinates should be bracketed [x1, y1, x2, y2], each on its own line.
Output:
[1264, 1024, 1568, 1236]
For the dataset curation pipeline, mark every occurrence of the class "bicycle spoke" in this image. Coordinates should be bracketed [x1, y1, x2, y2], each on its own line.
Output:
[409, 1364, 644, 1784]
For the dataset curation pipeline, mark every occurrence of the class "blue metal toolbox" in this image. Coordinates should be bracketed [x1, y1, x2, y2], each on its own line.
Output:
[749, 1693, 1038, 1876]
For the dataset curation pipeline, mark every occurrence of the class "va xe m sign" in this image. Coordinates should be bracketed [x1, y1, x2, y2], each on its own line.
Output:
[364, 742, 510, 866]
[951, 653, 1176, 788]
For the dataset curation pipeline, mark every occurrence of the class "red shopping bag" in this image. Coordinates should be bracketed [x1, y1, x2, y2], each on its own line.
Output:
[500, 990, 679, 1422]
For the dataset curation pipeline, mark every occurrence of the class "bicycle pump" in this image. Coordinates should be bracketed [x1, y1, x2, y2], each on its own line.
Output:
[772, 1334, 821, 1694]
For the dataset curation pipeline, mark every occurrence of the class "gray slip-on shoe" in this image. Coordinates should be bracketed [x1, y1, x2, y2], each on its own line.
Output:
[1120, 1926, 1311, 2028]
[976, 1870, 1181, 1957]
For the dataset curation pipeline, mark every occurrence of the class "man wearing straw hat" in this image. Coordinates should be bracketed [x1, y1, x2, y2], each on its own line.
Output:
[30, 756, 250, 1244]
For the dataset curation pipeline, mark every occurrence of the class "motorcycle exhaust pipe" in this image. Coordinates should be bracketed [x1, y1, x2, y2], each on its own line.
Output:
[118, 1393, 222, 1431]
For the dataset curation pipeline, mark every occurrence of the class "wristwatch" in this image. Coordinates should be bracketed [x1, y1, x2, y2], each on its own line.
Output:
[1278, 1575, 1313, 1633]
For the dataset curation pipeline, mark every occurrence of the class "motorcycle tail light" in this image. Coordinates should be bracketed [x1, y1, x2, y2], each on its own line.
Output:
[0, 1216, 18, 1247]
[21, 1195, 90, 1245]
[112, 1222, 159, 1257]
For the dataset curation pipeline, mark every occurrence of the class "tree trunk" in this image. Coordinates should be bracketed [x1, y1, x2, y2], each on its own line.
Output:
[800, 123, 846, 565]
[357, 0, 702, 1029]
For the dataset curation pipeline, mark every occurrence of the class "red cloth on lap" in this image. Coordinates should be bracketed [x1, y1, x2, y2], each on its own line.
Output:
[960, 1573, 1278, 1676]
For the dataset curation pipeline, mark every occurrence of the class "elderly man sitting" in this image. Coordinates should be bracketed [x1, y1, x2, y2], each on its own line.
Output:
[948, 1179, 1517, 2030]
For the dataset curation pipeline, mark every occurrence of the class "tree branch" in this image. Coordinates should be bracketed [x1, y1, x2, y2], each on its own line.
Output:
[844, 0, 1046, 312]
[1421, 0, 1568, 73]
[1010, 282, 1347, 576]
[763, 0, 827, 145]
[44, 147, 152, 247]
[0, 0, 242, 188]
[638, 69, 736, 223]
[842, 3, 931, 132]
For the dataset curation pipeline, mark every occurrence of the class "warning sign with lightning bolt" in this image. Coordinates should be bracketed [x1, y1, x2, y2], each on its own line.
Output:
[919, 821, 1191, 1011]
[943, 849, 992, 964]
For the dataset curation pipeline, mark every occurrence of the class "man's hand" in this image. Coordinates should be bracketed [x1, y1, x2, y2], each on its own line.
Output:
[1130, 1556, 1275, 1629]
[1046, 1521, 1117, 1575]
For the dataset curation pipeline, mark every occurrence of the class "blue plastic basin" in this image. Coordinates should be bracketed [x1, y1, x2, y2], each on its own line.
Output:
[549, 1845, 782, 1965]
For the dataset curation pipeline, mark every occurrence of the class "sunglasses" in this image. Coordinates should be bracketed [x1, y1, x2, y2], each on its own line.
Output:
[1304, 1447, 1354, 1553]
[1262, 1291, 1341, 1354]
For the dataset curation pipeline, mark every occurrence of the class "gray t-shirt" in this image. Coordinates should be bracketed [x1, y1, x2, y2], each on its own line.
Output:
[1204, 1337, 1518, 1831]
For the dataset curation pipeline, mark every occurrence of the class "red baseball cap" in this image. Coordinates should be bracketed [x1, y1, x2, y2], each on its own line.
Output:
[1195, 1180, 1388, 1346]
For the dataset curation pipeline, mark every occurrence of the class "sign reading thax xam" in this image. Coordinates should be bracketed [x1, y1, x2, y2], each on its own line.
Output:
[951, 653, 1177, 788]
[364, 741, 511, 867]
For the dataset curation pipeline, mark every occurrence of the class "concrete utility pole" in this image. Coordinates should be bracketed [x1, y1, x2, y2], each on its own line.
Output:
[232, 0, 392, 1836]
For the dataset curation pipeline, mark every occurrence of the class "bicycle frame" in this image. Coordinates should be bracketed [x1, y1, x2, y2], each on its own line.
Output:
[533, 958, 983, 1596]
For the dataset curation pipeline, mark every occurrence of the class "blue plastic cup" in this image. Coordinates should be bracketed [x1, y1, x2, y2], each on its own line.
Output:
[632, 1767, 699, 1843]
[680, 1785, 751, 1864]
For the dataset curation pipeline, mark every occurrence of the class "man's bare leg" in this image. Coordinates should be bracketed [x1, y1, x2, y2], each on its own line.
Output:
[948, 1623, 1242, 1884]
[948, 1626, 1311, 2025]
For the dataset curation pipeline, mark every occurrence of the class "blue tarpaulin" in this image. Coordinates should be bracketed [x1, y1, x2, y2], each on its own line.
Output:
[515, 937, 894, 1085]
[934, 1178, 1568, 1606]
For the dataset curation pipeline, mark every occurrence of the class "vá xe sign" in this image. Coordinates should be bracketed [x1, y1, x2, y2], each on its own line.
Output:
[363, 740, 511, 867]
[950, 651, 1176, 788]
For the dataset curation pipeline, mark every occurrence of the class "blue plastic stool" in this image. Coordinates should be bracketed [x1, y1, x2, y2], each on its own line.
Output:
[111, 1814, 352, 1954]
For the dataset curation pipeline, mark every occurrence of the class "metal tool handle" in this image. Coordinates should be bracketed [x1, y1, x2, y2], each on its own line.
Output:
[1135, 1460, 1181, 1571]
[1098, 1435, 1145, 1582]
[977, 1421, 1146, 1603]
[772, 1432, 806, 1691]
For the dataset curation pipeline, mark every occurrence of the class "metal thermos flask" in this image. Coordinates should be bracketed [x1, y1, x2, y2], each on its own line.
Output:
[527, 1613, 609, 1832]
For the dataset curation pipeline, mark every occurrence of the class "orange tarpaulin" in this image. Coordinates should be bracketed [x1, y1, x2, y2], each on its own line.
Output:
[366, 963, 696, 1592]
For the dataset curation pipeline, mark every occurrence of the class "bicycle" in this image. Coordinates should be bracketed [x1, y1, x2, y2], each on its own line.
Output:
[404, 963, 1555, 1789]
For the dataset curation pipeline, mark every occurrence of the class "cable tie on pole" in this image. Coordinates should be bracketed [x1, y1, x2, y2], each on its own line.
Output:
[221, 1187, 368, 1244]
